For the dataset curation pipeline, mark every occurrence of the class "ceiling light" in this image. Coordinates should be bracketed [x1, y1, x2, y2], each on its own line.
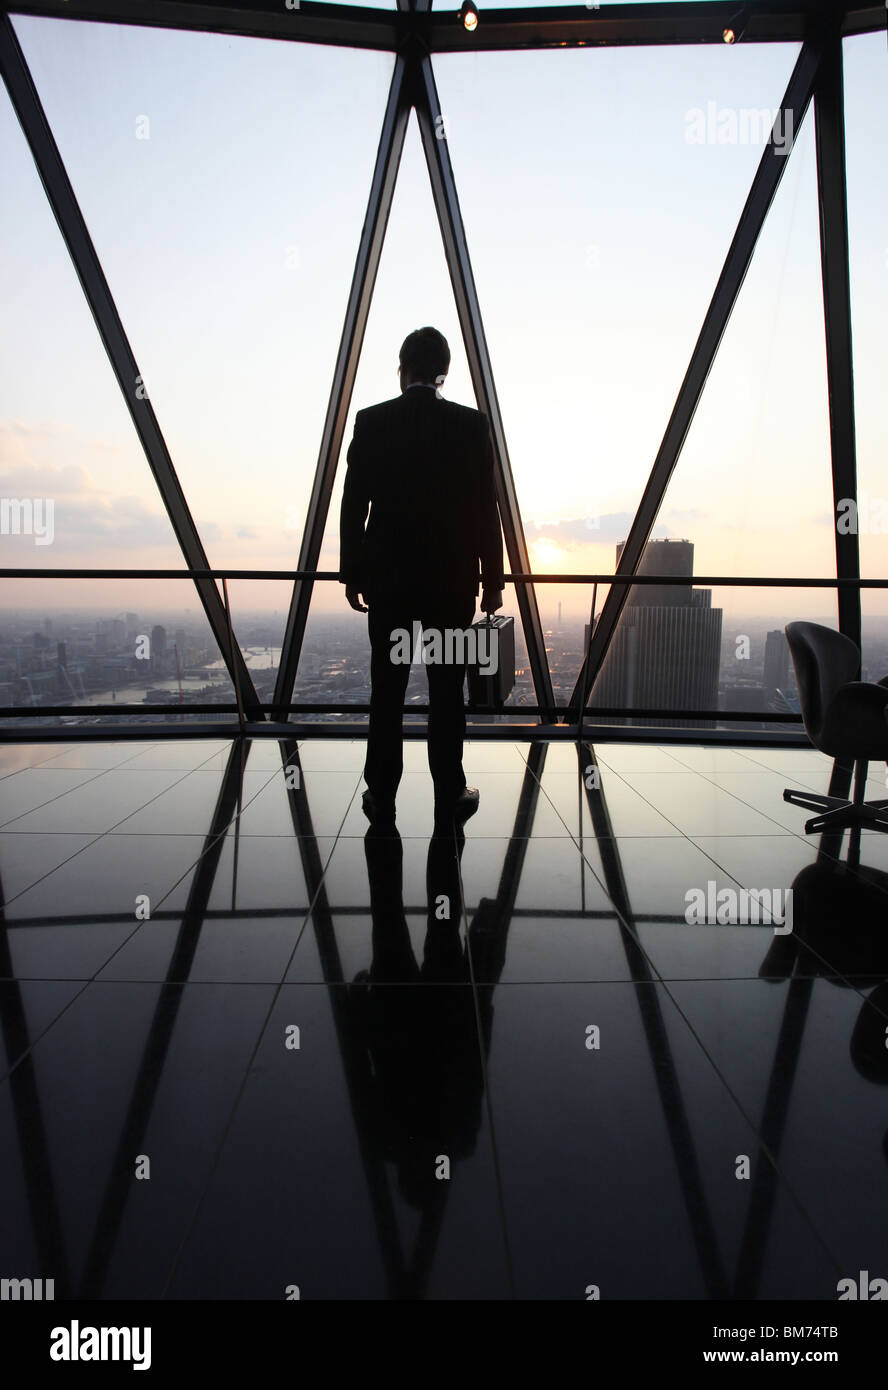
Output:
[723, 7, 749, 43]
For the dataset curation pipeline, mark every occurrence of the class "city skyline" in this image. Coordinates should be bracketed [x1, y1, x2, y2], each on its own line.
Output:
[10, 594, 888, 729]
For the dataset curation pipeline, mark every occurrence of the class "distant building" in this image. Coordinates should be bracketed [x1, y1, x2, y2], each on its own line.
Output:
[151, 625, 168, 674]
[589, 539, 723, 728]
[56, 640, 68, 697]
[763, 629, 789, 697]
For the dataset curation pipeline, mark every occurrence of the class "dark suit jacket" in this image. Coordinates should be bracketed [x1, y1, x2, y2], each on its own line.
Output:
[339, 387, 505, 605]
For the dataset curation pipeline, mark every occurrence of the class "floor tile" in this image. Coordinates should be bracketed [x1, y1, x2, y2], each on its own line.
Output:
[0, 831, 98, 902]
[236, 770, 360, 837]
[166, 984, 511, 1299]
[0, 769, 108, 827]
[36, 743, 158, 771]
[480, 981, 840, 1298]
[2, 770, 190, 834]
[0, 979, 275, 1297]
[0, 978, 85, 1079]
[620, 772, 792, 837]
[4, 833, 210, 921]
[1, 921, 142, 981]
[536, 769, 686, 839]
[667, 977, 888, 1281]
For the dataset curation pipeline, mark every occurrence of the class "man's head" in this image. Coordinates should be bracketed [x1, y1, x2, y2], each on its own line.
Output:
[398, 327, 450, 390]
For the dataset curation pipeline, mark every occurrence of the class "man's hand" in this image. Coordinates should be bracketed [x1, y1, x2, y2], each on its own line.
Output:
[480, 588, 503, 616]
[345, 585, 368, 613]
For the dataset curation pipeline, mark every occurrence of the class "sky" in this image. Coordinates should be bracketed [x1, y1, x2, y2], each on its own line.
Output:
[1, 9, 886, 644]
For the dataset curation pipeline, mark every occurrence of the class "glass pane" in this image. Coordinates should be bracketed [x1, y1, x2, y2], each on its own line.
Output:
[844, 31, 888, 674]
[297, 112, 478, 719]
[0, 578, 240, 729]
[0, 76, 186, 580]
[220, 577, 290, 713]
[649, 106, 834, 582]
[587, 577, 836, 732]
[433, 41, 802, 589]
[11, 16, 395, 577]
[433, 38, 800, 700]
[582, 98, 835, 731]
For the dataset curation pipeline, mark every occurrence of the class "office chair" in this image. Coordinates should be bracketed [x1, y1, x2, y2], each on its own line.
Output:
[783, 621, 888, 834]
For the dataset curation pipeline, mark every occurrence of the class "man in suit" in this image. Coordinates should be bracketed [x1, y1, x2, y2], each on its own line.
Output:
[340, 326, 504, 829]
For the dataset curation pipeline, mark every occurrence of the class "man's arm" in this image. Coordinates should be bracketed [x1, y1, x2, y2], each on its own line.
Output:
[478, 418, 505, 613]
[340, 412, 371, 612]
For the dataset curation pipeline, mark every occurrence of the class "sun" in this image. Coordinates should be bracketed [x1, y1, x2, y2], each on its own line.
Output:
[530, 537, 563, 571]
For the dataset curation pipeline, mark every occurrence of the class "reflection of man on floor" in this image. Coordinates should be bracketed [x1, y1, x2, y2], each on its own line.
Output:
[349, 827, 484, 1214]
[339, 327, 504, 830]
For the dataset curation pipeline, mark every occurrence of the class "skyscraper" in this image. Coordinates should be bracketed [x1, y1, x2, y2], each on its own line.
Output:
[763, 629, 790, 697]
[151, 624, 168, 675]
[589, 539, 723, 728]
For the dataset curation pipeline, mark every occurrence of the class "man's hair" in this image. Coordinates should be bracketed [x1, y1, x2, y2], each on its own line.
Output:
[399, 327, 450, 383]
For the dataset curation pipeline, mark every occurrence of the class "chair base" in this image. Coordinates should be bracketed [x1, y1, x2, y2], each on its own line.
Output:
[783, 788, 888, 835]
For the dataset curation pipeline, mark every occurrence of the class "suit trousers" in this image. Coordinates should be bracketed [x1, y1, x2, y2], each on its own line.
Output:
[365, 594, 476, 805]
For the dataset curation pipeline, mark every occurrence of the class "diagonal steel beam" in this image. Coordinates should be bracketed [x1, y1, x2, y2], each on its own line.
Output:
[271, 54, 411, 721]
[813, 15, 861, 653]
[0, 16, 264, 718]
[414, 53, 557, 723]
[80, 739, 250, 1297]
[565, 35, 825, 721]
[279, 740, 408, 1296]
[578, 743, 730, 1296]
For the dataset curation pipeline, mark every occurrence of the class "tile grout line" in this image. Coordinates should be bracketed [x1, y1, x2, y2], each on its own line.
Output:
[512, 743, 848, 1280]
[157, 768, 362, 1298]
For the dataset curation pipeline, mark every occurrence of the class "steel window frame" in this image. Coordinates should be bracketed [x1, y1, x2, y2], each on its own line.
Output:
[1, 0, 880, 738]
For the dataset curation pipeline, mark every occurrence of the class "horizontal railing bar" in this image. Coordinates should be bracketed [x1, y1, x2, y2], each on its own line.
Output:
[2, 906, 730, 930]
[0, 703, 803, 720]
[2, 567, 887, 587]
[0, 721, 814, 747]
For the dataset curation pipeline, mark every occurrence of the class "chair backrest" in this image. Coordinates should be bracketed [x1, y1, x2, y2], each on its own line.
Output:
[784, 621, 860, 746]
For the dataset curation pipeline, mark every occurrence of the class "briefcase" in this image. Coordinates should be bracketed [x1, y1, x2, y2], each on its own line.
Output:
[466, 615, 515, 710]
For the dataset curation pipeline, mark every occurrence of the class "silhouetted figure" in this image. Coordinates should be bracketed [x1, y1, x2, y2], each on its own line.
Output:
[351, 827, 484, 1227]
[339, 327, 504, 828]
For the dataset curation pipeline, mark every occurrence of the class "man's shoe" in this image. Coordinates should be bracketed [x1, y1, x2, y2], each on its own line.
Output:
[435, 785, 479, 829]
[362, 790, 396, 827]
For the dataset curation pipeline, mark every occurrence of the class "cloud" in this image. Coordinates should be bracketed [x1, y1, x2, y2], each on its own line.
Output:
[525, 514, 672, 546]
[0, 441, 234, 555]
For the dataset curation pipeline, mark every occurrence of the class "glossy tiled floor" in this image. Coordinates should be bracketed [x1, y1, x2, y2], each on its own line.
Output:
[2, 735, 888, 1300]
